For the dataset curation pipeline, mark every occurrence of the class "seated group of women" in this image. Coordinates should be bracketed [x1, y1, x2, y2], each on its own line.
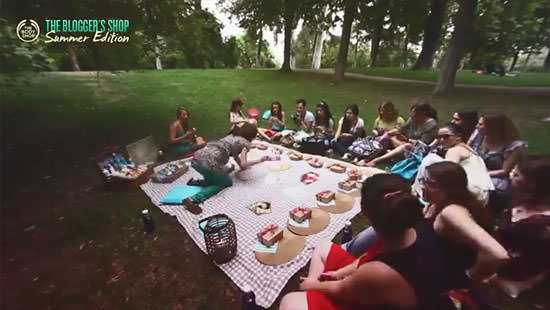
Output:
[166, 99, 548, 308]
[281, 156, 550, 309]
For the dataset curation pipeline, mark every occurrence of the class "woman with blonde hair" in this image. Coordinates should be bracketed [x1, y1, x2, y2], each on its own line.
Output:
[372, 100, 405, 136]
[168, 107, 206, 155]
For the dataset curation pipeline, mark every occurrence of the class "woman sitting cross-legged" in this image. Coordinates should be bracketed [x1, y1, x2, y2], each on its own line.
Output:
[280, 174, 452, 310]
[229, 98, 257, 129]
[363, 102, 438, 166]
[372, 100, 406, 138]
[313, 100, 335, 137]
[333, 104, 365, 156]
[259, 101, 286, 140]
[168, 107, 206, 155]
[183, 123, 278, 214]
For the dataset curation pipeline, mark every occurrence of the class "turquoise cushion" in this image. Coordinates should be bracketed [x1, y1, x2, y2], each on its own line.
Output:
[160, 186, 202, 204]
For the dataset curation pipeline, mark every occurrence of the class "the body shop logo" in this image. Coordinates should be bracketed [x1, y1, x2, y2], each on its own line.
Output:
[16, 19, 40, 42]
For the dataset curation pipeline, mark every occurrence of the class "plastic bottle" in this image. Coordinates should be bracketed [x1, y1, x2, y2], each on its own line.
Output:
[341, 220, 353, 244]
[242, 284, 257, 310]
[141, 209, 155, 233]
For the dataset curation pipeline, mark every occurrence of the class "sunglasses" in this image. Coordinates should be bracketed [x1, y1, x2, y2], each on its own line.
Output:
[418, 177, 439, 188]
[437, 134, 454, 139]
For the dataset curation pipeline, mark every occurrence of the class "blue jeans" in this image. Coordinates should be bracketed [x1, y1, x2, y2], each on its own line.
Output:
[342, 226, 378, 257]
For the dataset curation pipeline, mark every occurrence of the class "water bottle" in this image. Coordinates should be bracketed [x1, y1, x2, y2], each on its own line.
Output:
[341, 220, 353, 244]
[141, 209, 155, 233]
[242, 284, 257, 310]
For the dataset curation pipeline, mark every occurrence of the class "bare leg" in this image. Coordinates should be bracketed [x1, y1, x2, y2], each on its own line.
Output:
[279, 292, 308, 310]
[308, 241, 333, 278]
[366, 143, 410, 166]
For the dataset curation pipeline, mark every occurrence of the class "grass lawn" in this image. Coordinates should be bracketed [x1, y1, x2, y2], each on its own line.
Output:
[1, 69, 549, 309]
[349, 67, 550, 87]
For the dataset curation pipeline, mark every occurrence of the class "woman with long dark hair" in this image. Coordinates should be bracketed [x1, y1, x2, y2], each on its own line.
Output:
[333, 104, 365, 155]
[422, 162, 508, 285]
[268, 100, 285, 131]
[491, 156, 550, 297]
[313, 100, 335, 136]
[451, 109, 478, 143]
[229, 98, 257, 127]
[475, 113, 526, 191]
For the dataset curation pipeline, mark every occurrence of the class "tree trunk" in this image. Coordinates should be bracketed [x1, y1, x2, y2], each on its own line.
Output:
[334, 0, 358, 83]
[509, 51, 519, 72]
[401, 30, 409, 69]
[523, 52, 531, 68]
[153, 36, 163, 70]
[67, 45, 81, 71]
[311, 31, 325, 69]
[413, 0, 448, 70]
[354, 39, 359, 68]
[544, 48, 550, 71]
[280, 0, 294, 73]
[255, 28, 263, 68]
[370, 30, 381, 67]
[434, 0, 477, 95]
[145, 0, 162, 70]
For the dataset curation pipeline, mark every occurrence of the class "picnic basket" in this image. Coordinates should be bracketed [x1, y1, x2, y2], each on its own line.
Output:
[199, 214, 237, 264]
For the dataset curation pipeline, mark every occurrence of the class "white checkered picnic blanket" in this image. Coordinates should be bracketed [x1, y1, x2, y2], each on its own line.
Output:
[140, 144, 383, 308]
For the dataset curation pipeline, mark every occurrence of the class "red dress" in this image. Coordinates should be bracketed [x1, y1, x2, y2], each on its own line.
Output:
[306, 241, 383, 310]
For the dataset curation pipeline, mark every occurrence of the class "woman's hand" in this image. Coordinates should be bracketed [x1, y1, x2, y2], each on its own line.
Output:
[299, 277, 322, 291]
[319, 271, 340, 281]
[387, 129, 400, 135]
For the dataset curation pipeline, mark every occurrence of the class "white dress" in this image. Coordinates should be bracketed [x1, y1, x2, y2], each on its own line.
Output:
[413, 151, 494, 206]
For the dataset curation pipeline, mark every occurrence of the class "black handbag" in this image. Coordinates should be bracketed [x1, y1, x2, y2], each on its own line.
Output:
[299, 136, 332, 155]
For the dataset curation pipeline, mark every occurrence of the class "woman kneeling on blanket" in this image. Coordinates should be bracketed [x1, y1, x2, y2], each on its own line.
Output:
[184, 123, 277, 214]
[280, 174, 451, 310]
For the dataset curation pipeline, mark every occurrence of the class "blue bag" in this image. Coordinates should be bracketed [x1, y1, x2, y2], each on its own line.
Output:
[390, 151, 424, 180]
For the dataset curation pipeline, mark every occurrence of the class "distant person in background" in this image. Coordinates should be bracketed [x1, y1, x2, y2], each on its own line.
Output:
[372, 100, 406, 137]
[313, 100, 335, 137]
[333, 104, 365, 155]
[476, 113, 526, 192]
[492, 156, 550, 297]
[168, 107, 206, 155]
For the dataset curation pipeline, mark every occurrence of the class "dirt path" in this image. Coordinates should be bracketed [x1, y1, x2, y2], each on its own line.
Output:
[298, 68, 550, 95]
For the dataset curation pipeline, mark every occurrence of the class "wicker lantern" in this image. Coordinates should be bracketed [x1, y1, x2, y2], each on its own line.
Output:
[199, 214, 237, 264]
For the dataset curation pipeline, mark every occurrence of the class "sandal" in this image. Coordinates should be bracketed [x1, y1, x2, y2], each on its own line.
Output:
[183, 198, 203, 214]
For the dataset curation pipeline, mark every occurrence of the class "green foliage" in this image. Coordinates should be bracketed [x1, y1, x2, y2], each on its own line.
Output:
[467, 0, 550, 68]
[0, 20, 54, 72]
[236, 31, 276, 68]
